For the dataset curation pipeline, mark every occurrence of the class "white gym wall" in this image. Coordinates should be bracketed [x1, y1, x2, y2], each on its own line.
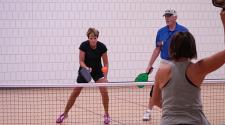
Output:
[0, 0, 224, 86]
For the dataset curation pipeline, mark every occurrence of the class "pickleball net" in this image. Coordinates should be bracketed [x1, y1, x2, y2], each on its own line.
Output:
[0, 81, 225, 125]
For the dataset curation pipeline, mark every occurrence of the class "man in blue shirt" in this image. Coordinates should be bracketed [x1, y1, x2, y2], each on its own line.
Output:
[143, 9, 188, 121]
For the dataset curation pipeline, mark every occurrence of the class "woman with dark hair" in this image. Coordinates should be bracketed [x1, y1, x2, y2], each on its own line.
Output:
[152, 10, 225, 125]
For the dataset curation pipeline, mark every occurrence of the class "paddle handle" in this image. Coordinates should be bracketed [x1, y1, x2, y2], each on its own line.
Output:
[147, 67, 153, 75]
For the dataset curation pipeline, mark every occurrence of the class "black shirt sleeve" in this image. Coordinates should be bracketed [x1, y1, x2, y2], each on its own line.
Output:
[79, 41, 88, 52]
[98, 42, 107, 55]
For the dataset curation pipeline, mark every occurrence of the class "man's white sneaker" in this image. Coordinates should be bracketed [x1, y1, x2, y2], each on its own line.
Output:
[142, 109, 151, 121]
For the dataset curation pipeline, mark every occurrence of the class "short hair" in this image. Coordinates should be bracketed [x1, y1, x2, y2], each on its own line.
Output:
[86, 27, 99, 38]
[169, 32, 197, 60]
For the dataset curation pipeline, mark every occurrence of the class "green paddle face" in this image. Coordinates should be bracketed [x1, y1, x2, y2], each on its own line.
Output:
[135, 73, 149, 88]
[135, 67, 153, 88]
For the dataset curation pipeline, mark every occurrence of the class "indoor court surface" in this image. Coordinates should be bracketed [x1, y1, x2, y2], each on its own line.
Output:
[1, 83, 225, 125]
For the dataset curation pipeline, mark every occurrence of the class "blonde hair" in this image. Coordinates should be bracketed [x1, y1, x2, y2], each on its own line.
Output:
[86, 27, 99, 38]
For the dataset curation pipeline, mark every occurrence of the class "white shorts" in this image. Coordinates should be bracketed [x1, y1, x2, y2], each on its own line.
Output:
[159, 59, 172, 67]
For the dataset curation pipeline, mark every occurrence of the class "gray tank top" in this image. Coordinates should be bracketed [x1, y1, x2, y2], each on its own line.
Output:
[160, 61, 210, 125]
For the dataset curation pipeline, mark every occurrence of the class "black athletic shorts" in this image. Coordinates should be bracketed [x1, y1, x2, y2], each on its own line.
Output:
[77, 68, 104, 83]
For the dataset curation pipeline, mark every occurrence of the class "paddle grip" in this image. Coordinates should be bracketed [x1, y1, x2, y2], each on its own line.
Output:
[147, 67, 153, 75]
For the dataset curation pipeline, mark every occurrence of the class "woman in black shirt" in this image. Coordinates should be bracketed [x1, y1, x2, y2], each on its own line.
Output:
[56, 28, 110, 124]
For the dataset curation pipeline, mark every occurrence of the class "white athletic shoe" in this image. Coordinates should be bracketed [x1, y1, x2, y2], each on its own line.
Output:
[142, 109, 151, 121]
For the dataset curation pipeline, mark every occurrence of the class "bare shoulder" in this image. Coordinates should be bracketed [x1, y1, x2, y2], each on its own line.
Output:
[188, 49, 225, 85]
[186, 62, 205, 87]
[156, 63, 172, 89]
[188, 61, 200, 72]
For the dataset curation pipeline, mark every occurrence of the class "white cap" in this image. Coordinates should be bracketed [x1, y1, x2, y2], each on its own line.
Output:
[163, 9, 177, 16]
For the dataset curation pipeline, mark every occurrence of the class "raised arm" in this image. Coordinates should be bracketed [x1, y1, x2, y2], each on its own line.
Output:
[188, 10, 225, 85]
[198, 10, 225, 75]
[195, 50, 225, 79]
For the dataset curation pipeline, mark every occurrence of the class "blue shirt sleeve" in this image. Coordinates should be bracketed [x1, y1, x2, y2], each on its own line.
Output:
[155, 31, 163, 47]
